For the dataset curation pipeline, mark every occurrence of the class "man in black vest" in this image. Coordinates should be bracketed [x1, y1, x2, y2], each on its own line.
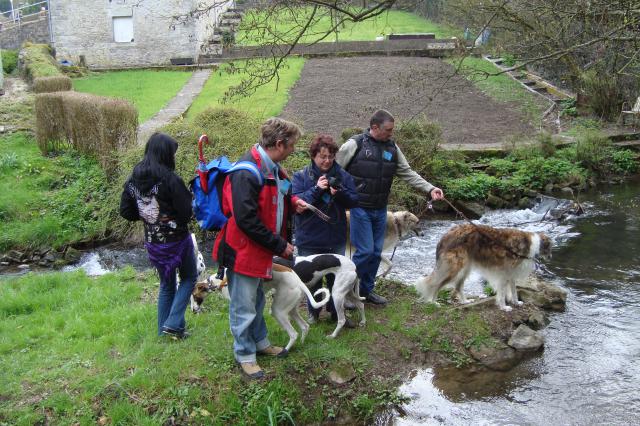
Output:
[336, 110, 444, 304]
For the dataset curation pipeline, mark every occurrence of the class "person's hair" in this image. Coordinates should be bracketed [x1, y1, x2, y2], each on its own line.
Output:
[308, 133, 338, 158]
[369, 109, 395, 128]
[131, 132, 178, 192]
[259, 117, 302, 149]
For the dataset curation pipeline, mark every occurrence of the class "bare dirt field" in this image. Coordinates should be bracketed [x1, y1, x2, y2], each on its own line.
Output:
[281, 56, 549, 146]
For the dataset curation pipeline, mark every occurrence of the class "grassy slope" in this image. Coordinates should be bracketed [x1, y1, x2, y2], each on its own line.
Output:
[447, 56, 547, 124]
[0, 270, 494, 424]
[73, 70, 193, 123]
[237, 9, 460, 45]
[0, 133, 110, 251]
[186, 58, 306, 121]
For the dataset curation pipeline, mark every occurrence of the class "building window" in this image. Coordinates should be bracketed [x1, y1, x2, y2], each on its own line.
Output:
[113, 16, 133, 43]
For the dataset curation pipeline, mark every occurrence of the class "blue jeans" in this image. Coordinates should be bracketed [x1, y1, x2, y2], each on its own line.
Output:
[298, 245, 346, 318]
[349, 207, 387, 295]
[227, 270, 272, 363]
[157, 249, 198, 335]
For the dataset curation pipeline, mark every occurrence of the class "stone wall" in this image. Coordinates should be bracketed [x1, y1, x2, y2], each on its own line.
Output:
[0, 17, 50, 50]
[49, 0, 231, 69]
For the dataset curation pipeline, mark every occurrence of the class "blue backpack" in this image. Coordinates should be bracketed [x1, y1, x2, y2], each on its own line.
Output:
[191, 156, 263, 231]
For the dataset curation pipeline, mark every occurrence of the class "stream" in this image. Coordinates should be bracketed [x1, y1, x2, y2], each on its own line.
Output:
[61, 181, 640, 425]
[386, 180, 640, 425]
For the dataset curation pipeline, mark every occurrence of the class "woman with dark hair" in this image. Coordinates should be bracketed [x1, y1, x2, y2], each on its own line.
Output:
[120, 133, 197, 339]
[292, 134, 359, 326]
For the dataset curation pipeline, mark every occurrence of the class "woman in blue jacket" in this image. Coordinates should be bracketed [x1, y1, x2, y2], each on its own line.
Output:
[293, 134, 359, 325]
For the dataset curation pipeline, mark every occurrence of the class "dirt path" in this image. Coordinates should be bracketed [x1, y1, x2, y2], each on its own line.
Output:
[281, 56, 547, 146]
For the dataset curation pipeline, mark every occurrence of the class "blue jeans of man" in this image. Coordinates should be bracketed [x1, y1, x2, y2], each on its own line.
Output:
[227, 269, 272, 363]
[298, 245, 346, 318]
[349, 207, 387, 295]
[157, 249, 198, 335]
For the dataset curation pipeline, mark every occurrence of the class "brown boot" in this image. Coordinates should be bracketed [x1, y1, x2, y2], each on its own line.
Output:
[257, 345, 288, 358]
[239, 362, 264, 379]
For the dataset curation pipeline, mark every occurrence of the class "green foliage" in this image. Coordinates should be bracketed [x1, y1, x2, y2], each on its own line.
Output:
[501, 53, 516, 67]
[2, 49, 18, 75]
[0, 133, 111, 251]
[444, 173, 505, 200]
[511, 157, 585, 190]
[20, 42, 62, 82]
[610, 149, 638, 175]
[558, 98, 578, 117]
[73, 69, 193, 123]
[221, 29, 235, 47]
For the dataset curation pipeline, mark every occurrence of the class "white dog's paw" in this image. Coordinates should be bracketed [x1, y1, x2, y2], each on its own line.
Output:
[326, 334, 337, 339]
[478, 294, 488, 299]
[500, 305, 513, 312]
[359, 321, 366, 327]
[516, 300, 524, 306]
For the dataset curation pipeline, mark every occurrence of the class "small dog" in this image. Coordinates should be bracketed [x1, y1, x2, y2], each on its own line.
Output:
[347, 210, 421, 276]
[293, 254, 366, 338]
[209, 264, 331, 351]
[173, 233, 213, 314]
[415, 224, 552, 311]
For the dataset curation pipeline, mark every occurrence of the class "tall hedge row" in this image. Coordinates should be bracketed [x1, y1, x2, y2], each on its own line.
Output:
[35, 91, 138, 175]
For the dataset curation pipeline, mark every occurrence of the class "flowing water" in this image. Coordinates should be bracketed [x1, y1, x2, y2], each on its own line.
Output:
[61, 181, 640, 425]
[385, 180, 640, 425]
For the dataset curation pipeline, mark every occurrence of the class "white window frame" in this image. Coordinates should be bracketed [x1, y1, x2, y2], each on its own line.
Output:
[113, 16, 134, 43]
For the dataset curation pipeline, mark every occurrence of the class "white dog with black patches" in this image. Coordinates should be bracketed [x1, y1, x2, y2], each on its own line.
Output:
[173, 233, 213, 314]
[293, 254, 366, 338]
[208, 264, 331, 351]
[347, 210, 421, 277]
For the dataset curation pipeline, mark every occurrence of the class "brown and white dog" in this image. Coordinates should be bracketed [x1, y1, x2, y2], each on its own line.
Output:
[346, 210, 421, 276]
[173, 233, 213, 314]
[415, 224, 552, 311]
[208, 264, 331, 351]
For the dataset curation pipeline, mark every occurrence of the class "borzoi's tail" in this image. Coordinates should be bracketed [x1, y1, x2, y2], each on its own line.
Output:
[297, 279, 331, 309]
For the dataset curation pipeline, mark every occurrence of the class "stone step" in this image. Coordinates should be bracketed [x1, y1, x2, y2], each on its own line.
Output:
[221, 11, 243, 19]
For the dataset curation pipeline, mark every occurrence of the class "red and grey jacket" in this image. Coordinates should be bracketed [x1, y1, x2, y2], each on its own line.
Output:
[213, 145, 299, 278]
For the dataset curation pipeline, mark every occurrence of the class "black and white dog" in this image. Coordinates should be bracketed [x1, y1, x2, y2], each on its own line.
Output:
[293, 254, 366, 338]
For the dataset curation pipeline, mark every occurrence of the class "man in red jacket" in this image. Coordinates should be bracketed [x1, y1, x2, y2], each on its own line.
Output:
[213, 117, 308, 379]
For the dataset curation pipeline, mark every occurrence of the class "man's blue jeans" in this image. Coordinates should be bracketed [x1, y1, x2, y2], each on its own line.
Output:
[157, 249, 198, 335]
[349, 207, 387, 295]
[227, 269, 272, 363]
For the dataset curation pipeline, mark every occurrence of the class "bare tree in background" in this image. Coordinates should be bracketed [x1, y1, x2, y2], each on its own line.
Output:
[169, 0, 640, 119]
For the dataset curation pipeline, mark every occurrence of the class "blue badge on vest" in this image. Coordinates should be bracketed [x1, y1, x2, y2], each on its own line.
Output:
[383, 150, 393, 161]
[321, 193, 331, 204]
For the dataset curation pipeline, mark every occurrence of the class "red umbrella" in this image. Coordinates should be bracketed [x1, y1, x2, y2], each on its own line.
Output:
[197, 134, 210, 193]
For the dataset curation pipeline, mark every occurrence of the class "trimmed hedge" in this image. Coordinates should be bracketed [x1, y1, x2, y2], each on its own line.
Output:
[33, 75, 73, 93]
[35, 92, 138, 175]
[19, 42, 61, 83]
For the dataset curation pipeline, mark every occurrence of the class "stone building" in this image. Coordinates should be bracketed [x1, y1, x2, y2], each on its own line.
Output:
[49, 0, 232, 68]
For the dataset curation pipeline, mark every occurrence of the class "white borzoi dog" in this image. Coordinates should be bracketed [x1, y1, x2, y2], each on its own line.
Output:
[415, 224, 552, 311]
[208, 264, 331, 351]
[347, 210, 421, 276]
[293, 254, 366, 338]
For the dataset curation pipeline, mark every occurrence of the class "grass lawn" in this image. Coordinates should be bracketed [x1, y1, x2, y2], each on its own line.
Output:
[447, 56, 547, 124]
[73, 70, 193, 123]
[0, 268, 496, 424]
[237, 8, 460, 45]
[0, 132, 110, 252]
[186, 58, 305, 120]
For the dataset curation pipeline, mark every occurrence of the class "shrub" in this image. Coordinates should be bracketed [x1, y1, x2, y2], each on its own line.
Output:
[580, 69, 622, 121]
[19, 43, 62, 82]
[512, 157, 585, 190]
[35, 92, 138, 175]
[2, 49, 18, 75]
[340, 127, 363, 143]
[444, 173, 504, 200]
[32, 75, 73, 93]
[575, 130, 612, 176]
[485, 158, 516, 177]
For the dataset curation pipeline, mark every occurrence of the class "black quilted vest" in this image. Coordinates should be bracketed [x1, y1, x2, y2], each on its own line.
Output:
[345, 131, 398, 209]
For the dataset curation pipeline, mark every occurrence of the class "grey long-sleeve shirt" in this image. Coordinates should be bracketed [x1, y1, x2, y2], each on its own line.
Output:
[336, 137, 435, 195]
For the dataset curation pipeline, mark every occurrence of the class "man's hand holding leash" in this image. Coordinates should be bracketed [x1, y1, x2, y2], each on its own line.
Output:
[430, 187, 444, 201]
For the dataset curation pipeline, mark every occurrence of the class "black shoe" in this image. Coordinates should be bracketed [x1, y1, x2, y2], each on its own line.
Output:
[162, 327, 190, 340]
[365, 292, 388, 305]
